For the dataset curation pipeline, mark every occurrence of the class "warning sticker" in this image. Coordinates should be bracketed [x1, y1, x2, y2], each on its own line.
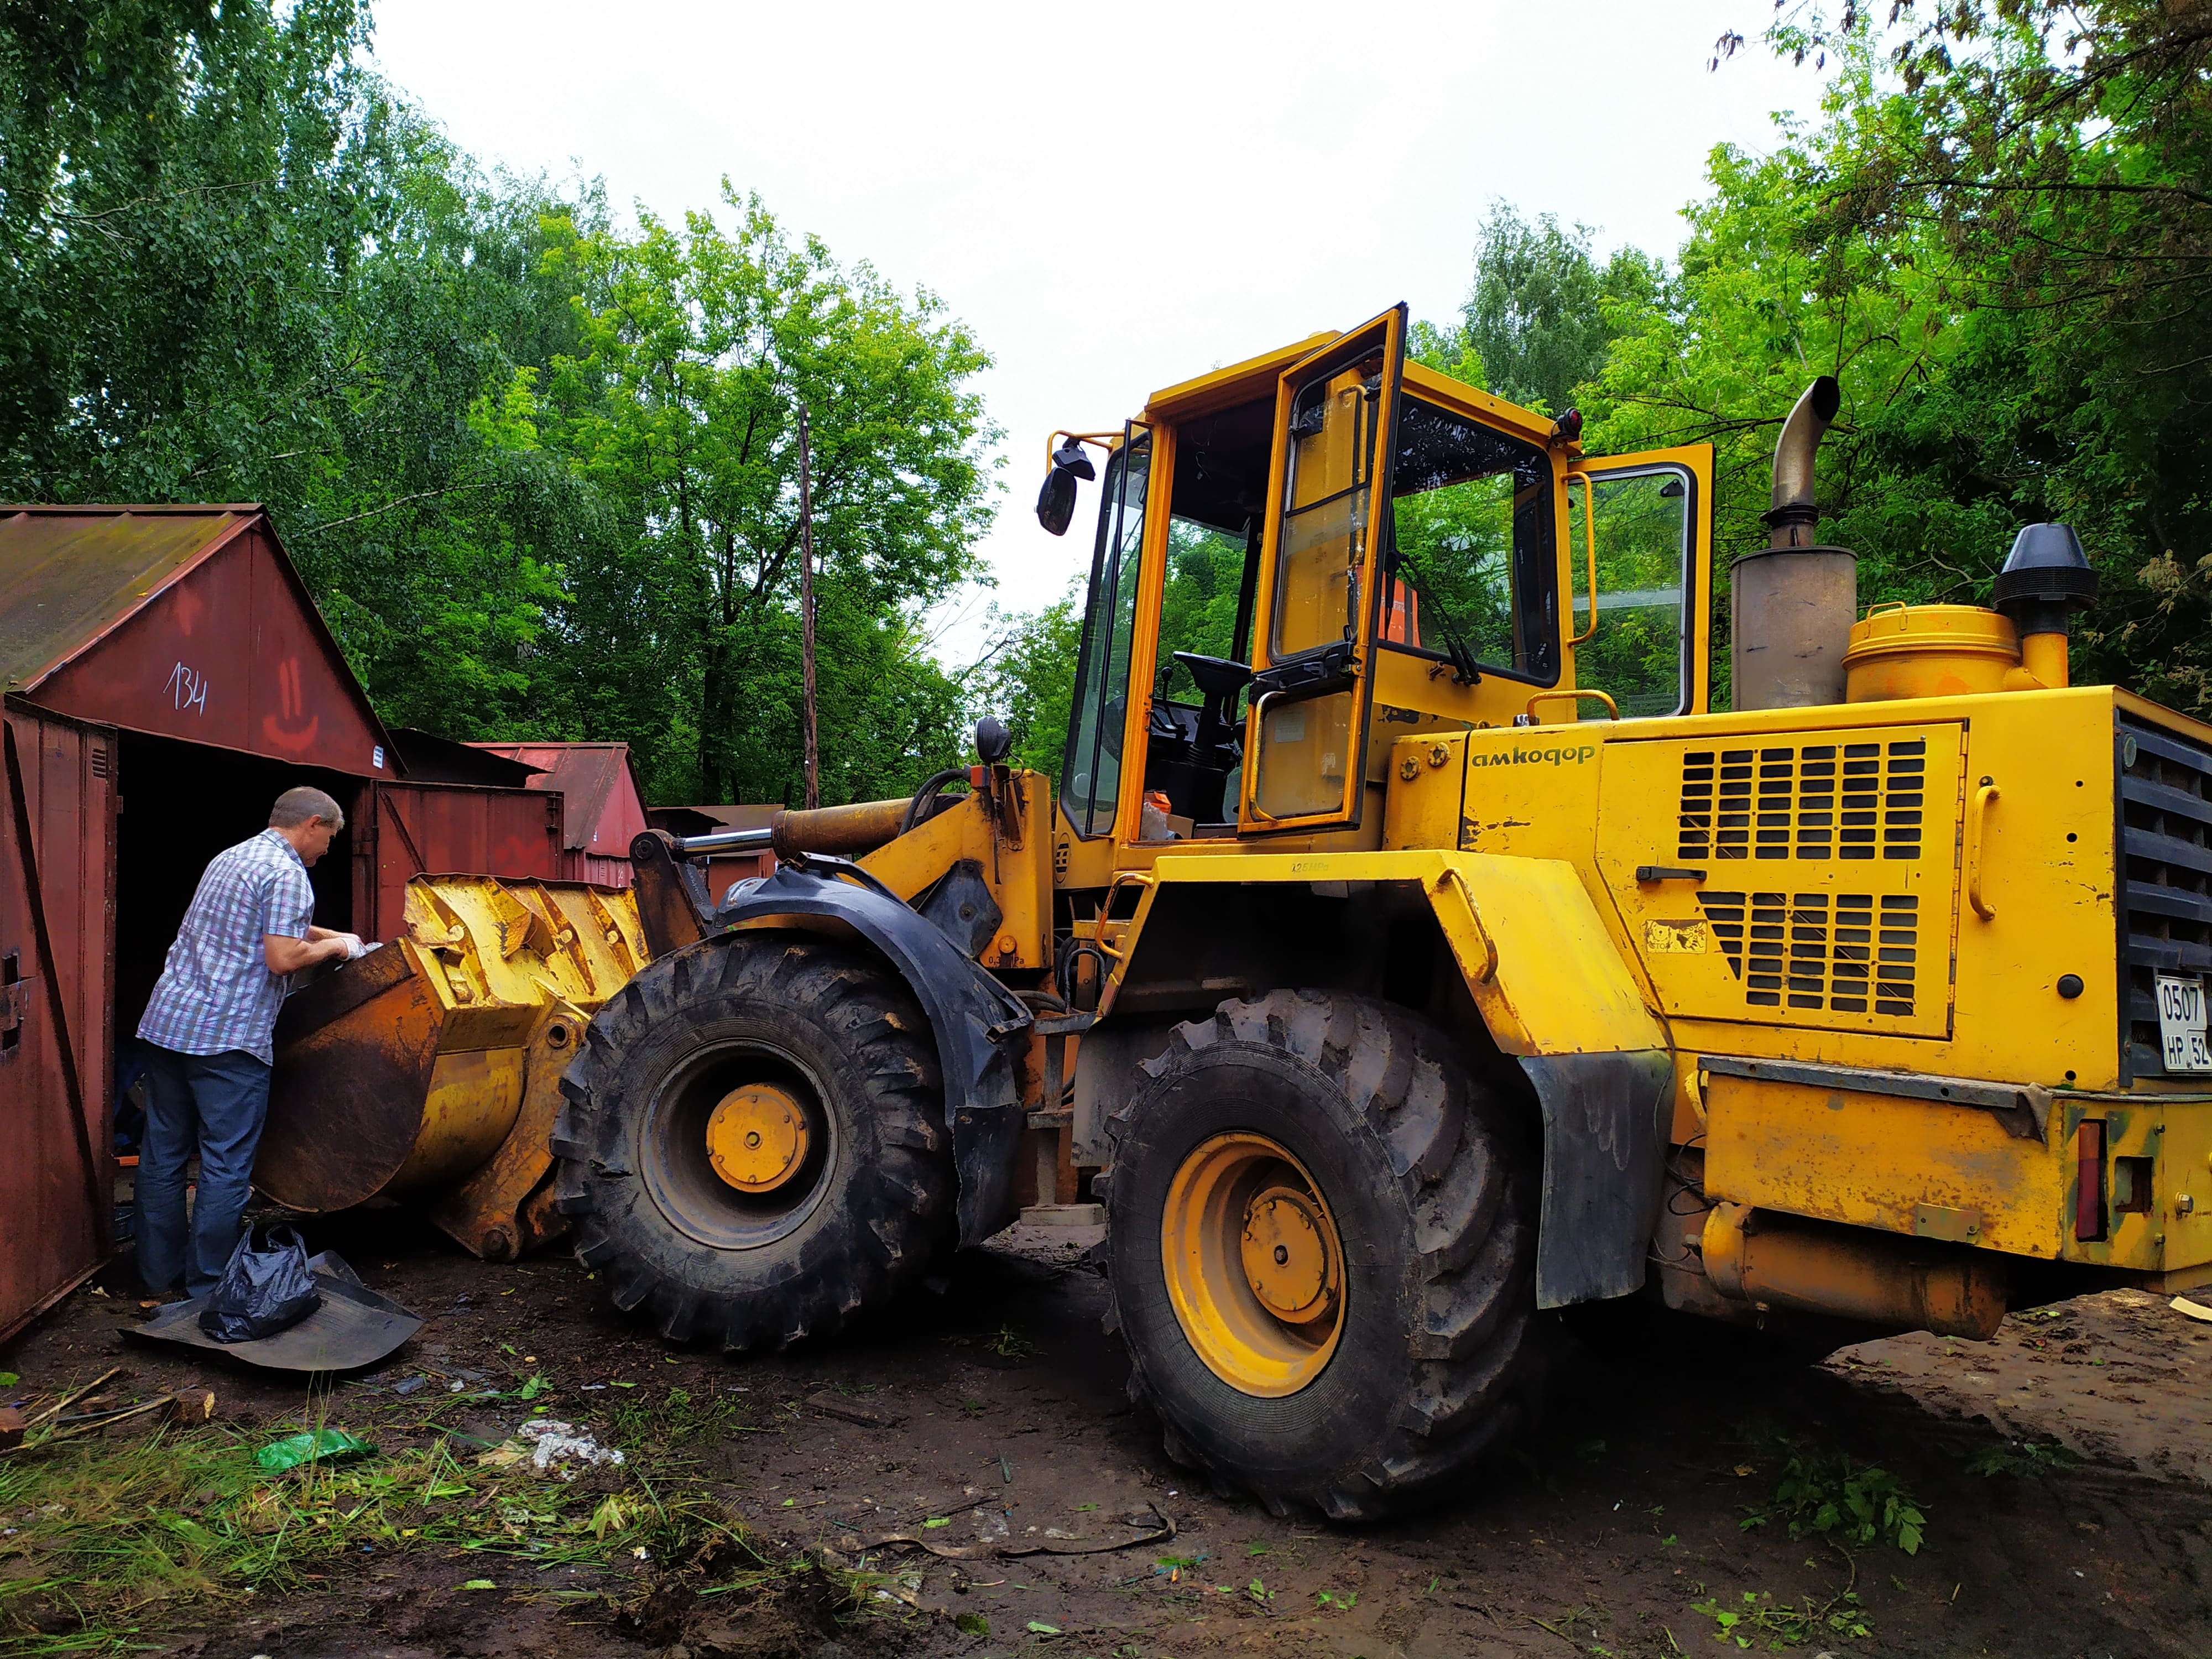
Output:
[1643, 917, 1712, 955]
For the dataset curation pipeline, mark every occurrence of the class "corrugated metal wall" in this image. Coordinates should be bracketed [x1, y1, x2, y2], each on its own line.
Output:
[568, 852, 634, 888]
[0, 702, 116, 1342]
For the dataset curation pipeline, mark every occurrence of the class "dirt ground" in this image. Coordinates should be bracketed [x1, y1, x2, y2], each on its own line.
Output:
[5, 1206, 2210, 1659]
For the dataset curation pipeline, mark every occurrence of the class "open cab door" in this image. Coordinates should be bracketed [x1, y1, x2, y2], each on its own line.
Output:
[1561, 443, 1715, 719]
[1239, 306, 1407, 832]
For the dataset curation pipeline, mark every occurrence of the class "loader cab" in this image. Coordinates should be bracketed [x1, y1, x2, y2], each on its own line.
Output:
[1056, 310, 1713, 854]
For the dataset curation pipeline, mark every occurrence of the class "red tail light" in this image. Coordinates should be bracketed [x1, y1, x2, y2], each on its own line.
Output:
[2074, 1119, 2106, 1241]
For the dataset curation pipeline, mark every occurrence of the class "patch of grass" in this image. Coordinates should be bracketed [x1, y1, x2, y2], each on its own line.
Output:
[0, 1408, 744, 1653]
[604, 1382, 748, 1451]
[985, 1323, 1040, 1360]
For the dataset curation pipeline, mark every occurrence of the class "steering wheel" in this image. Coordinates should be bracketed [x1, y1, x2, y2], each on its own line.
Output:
[1172, 651, 1255, 750]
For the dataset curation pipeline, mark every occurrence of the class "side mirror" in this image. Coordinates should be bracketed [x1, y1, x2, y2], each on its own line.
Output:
[1034, 436, 1096, 536]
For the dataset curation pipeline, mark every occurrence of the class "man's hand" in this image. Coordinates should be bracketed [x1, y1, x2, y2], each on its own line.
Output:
[307, 925, 368, 958]
[264, 932, 355, 975]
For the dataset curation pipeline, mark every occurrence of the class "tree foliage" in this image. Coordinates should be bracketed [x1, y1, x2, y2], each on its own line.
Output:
[0, 1, 999, 805]
[538, 188, 997, 803]
[1601, 0, 2212, 708]
[1428, 204, 1661, 416]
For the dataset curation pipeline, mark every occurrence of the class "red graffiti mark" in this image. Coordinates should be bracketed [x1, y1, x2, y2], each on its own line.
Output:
[260, 656, 320, 754]
[171, 582, 206, 638]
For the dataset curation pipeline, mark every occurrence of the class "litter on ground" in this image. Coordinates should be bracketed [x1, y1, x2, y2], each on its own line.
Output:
[473, 1420, 626, 1479]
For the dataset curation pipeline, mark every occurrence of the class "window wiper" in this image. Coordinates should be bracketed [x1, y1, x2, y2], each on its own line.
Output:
[1389, 546, 1482, 686]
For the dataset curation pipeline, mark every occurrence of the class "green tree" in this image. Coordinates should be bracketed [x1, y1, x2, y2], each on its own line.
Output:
[1442, 204, 1661, 415]
[977, 587, 1084, 781]
[1590, 2, 2212, 711]
[538, 185, 999, 804]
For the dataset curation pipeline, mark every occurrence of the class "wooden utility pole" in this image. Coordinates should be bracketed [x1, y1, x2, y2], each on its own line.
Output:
[799, 404, 820, 811]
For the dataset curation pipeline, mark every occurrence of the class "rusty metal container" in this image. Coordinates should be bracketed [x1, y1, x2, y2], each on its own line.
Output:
[1730, 545, 1858, 711]
[255, 874, 649, 1260]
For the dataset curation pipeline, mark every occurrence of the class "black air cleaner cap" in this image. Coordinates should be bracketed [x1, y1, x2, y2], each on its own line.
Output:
[1992, 522, 2096, 634]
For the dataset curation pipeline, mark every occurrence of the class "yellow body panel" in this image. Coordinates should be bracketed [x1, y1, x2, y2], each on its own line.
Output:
[1141, 848, 1665, 1059]
[1597, 721, 1966, 1039]
[1396, 689, 2130, 1089]
[1704, 1073, 2063, 1258]
[862, 778, 1053, 972]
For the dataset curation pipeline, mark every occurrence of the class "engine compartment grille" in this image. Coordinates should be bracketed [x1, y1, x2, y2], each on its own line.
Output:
[2118, 716, 2212, 1079]
[1677, 738, 1927, 864]
[1697, 890, 1921, 1015]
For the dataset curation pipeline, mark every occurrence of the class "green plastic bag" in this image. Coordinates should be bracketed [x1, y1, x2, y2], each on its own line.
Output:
[255, 1428, 375, 1471]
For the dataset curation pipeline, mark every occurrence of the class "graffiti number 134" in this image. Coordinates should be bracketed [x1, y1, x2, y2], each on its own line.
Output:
[166, 660, 208, 716]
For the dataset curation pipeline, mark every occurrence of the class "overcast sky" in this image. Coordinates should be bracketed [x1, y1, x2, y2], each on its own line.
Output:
[368, 2, 1829, 662]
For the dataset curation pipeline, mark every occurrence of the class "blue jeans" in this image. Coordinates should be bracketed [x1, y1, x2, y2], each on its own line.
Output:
[138, 1045, 272, 1297]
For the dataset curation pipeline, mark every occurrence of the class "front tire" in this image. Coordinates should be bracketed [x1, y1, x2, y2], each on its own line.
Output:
[551, 936, 951, 1350]
[1102, 989, 1542, 1521]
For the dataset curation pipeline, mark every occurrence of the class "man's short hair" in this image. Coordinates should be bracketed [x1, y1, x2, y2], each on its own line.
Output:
[270, 786, 346, 830]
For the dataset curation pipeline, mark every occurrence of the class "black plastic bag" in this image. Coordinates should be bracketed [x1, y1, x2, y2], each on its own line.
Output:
[199, 1225, 322, 1344]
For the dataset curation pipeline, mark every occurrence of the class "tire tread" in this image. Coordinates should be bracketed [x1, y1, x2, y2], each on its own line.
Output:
[1103, 988, 1541, 1520]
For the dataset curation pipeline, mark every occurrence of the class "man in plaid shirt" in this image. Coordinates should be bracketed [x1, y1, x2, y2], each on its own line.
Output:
[136, 786, 363, 1298]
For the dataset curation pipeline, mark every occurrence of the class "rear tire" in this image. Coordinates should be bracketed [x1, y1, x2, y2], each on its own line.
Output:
[551, 936, 951, 1350]
[1101, 988, 1542, 1521]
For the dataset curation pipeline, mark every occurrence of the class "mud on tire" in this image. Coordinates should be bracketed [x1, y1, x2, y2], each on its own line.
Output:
[1100, 988, 1542, 1521]
[551, 935, 951, 1350]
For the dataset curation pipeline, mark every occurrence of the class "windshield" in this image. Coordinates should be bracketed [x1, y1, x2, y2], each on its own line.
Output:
[1380, 398, 1559, 686]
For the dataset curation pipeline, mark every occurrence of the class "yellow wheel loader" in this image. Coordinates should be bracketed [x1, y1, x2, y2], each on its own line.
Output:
[561, 306, 2212, 1521]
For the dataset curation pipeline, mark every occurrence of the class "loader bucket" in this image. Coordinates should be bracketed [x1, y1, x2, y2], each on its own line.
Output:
[254, 875, 650, 1261]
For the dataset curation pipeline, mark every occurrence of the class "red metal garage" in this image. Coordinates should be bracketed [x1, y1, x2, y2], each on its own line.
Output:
[469, 742, 650, 886]
[0, 504, 566, 1340]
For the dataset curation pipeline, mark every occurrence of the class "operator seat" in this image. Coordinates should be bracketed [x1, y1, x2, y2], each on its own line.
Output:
[1173, 651, 1254, 751]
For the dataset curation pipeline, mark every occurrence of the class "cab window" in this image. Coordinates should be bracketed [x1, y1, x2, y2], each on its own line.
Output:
[1061, 431, 1150, 838]
[1379, 398, 1559, 686]
[1567, 464, 1693, 717]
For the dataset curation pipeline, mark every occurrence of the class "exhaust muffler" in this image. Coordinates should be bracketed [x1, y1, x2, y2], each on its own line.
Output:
[1730, 376, 1858, 711]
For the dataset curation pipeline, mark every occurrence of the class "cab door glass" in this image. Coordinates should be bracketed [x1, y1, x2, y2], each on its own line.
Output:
[1061, 428, 1151, 836]
[1272, 367, 1378, 658]
[1244, 307, 1406, 833]
[1253, 692, 1358, 818]
[1567, 463, 1693, 717]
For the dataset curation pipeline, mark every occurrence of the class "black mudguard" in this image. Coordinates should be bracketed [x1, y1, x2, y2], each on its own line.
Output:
[714, 862, 1035, 1246]
[1517, 1048, 1674, 1308]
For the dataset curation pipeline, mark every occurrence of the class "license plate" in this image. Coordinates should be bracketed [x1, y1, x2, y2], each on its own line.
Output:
[2157, 973, 2212, 1072]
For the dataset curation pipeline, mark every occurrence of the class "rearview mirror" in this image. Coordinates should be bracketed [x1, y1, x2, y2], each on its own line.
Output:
[1034, 436, 1096, 536]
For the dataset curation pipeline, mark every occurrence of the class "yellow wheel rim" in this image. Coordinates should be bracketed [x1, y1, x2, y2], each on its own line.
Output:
[1161, 1132, 1344, 1396]
[704, 1082, 812, 1194]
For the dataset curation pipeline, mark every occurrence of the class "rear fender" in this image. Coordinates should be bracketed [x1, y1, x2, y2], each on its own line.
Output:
[1128, 850, 1672, 1307]
[715, 860, 1035, 1245]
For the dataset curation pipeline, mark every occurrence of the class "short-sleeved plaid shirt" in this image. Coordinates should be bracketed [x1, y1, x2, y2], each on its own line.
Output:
[137, 829, 317, 1065]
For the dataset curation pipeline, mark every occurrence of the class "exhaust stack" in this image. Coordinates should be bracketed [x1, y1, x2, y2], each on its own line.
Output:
[1731, 375, 1858, 710]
